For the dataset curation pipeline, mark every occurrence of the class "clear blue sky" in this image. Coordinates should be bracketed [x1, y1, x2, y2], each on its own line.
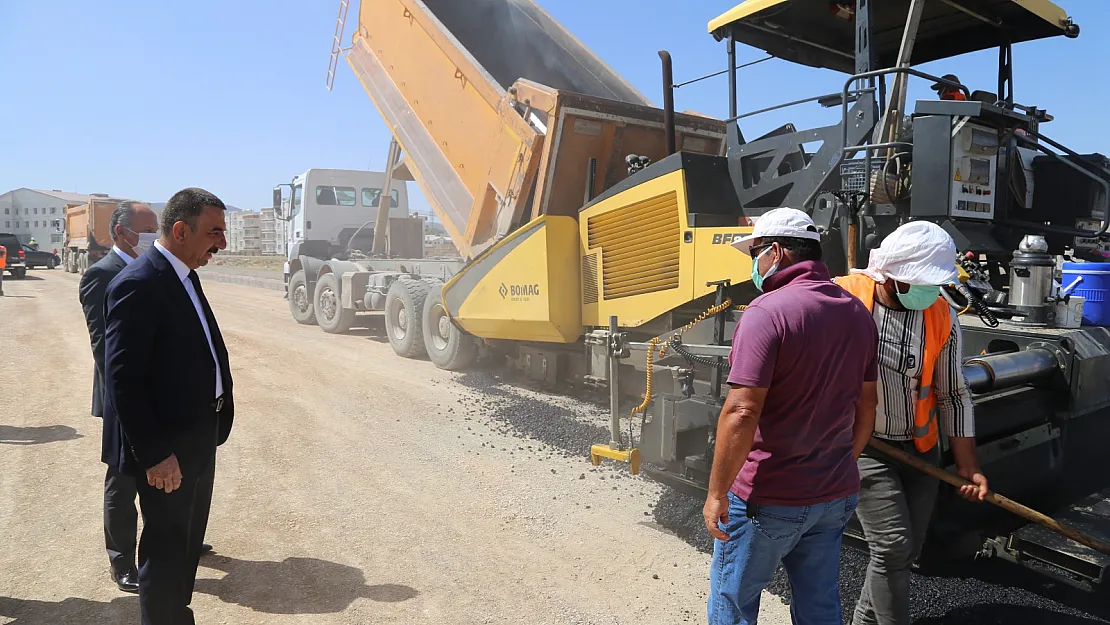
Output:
[0, 1, 1105, 215]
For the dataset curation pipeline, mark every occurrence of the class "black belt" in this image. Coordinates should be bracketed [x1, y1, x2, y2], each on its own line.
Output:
[211, 396, 225, 412]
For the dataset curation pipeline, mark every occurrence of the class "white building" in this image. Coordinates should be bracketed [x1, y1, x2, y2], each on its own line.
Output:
[226, 212, 246, 253]
[225, 210, 264, 255]
[259, 208, 286, 256]
[0, 188, 93, 252]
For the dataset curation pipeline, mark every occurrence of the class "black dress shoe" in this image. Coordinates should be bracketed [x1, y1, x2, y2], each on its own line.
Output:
[200, 543, 213, 554]
[112, 567, 139, 594]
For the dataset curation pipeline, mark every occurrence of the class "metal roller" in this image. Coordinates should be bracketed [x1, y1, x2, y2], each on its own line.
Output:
[964, 348, 1060, 393]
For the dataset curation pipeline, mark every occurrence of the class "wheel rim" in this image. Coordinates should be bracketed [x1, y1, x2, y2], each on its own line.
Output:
[389, 298, 409, 342]
[318, 286, 338, 321]
[292, 284, 310, 315]
[429, 303, 451, 351]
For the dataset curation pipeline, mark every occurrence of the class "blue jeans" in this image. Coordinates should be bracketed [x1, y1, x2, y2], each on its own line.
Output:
[709, 492, 858, 625]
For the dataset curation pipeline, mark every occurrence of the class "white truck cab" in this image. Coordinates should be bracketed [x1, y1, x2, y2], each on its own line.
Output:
[275, 168, 411, 268]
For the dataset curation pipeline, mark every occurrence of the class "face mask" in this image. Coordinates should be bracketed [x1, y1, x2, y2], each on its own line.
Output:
[750, 246, 780, 293]
[133, 233, 158, 256]
[896, 283, 940, 310]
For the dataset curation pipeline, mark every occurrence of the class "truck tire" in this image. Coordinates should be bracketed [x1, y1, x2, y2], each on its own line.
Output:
[314, 272, 355, 334]
[422, 287, 478, 370]
[46, 257, 56, 270]
[385, 278, 429, 359]
[78, 252, 87, 275]
[12, 268, 26, 280]
[287, 270, 317, 325]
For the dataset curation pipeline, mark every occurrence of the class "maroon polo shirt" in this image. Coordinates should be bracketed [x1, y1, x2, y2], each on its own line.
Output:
[726, 260, 878, 506]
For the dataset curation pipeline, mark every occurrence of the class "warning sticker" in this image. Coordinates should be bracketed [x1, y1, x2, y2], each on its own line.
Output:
[954, 168, 962, 182]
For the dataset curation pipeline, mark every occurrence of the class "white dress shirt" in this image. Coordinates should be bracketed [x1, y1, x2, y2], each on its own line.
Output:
[112, 245, 136, 266]
[153, 241, 224, 398]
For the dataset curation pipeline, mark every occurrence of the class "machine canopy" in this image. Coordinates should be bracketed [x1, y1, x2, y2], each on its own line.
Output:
[708, 0, 1076, 74]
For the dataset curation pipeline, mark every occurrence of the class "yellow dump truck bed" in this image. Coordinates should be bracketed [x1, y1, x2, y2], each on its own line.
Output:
[348, 0, 728, 260]
[65, 199, 119, 250]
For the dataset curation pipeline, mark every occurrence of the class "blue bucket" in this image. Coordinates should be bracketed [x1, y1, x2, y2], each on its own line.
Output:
[1061, 262, 1110, 326]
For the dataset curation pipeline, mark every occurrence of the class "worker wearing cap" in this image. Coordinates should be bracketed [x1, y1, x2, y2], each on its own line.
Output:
[932, 74, 966, 101]
[705, 208, 880, 625]
[835, 221, 988, 625]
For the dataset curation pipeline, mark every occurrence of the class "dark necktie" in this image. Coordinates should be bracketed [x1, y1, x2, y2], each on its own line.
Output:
[188, 270, 224, 351]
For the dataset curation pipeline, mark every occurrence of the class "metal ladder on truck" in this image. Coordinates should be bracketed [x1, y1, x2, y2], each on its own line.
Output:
[326, 0, 352, 91]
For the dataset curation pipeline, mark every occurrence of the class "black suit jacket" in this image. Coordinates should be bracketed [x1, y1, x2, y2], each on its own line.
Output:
[102, 246, 234, 476]
[78, 250, 128, 420]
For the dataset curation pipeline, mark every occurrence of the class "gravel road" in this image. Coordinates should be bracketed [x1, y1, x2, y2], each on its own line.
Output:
[1, 270, 1106, 625]
[0, 271, 789, 624]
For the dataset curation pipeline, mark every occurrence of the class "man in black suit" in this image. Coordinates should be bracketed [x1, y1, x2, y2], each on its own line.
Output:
[79, 200, 160, 593]
[103, 187, 234, 625]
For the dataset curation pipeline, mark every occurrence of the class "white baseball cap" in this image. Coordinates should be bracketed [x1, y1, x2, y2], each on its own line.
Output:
[852, 221, 959, 285]
[732, 208, 821, 255]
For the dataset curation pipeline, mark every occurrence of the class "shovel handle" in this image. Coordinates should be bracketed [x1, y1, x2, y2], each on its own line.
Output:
[867, 438, 1110, 556]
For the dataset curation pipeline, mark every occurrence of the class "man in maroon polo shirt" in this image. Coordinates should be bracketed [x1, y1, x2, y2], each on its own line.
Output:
[704, 208, 880, 625]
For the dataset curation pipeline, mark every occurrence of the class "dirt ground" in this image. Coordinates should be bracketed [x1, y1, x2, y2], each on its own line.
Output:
[206, 255, 286, 271]
[0, 270, 798, 624]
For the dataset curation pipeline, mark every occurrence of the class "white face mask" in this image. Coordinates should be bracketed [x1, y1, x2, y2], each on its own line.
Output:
[133, 233, 158, 256]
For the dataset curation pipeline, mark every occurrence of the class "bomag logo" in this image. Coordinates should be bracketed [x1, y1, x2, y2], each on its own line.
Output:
[712, 232, 747, 245]
[500, 283, 540, 300]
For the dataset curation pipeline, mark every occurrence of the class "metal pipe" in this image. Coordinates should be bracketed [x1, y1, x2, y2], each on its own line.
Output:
[842, 68, 970, 151]
[608, 315, 621, 448]
[673, 55, 771, 89]
[964, 348, 1060, 394]
[371, 137, 401, 256]
[727, 34, 738, 119]
[728, 89, 874, 122]
[659, 51, 676, 156]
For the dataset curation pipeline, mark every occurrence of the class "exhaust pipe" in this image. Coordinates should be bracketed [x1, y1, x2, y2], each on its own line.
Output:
[659, 50, 676, 156]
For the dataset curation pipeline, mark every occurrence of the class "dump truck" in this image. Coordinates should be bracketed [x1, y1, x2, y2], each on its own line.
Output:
[287, 0, 1110, 590]
[64, 194, 123, 274]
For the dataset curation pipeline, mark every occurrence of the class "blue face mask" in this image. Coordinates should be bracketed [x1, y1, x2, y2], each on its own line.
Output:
[896, 283, 940, 310]
[750, 246, 779, 292]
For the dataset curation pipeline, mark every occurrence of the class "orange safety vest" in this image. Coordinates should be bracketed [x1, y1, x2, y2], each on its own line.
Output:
[0, 246, 6, 270]
[834, 273, 951, 453]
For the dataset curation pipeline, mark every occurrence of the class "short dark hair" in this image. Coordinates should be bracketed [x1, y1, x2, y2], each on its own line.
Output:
[109, 200, 145, 242]
[160, 187, 226, 237]
[762, 236, 823, 262]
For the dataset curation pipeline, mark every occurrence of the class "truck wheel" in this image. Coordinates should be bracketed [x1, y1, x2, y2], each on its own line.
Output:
[46, 257, 56, 270]
[314, 272, 355, 334]
[287, 270, 317, 325]
[78, 252, 87, 275]
[423, 287, 478, 370]
[12, 268, 26, 280]
[385, 278, 429, 358]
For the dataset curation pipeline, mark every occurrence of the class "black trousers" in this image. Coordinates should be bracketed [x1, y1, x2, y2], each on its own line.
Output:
[104, 465, 138, 573]
[136, 454, 215, 625]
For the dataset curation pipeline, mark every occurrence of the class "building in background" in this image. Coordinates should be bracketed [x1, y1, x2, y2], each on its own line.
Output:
[0, 188, 92, 251]
[242, 212, 261, 255]
[226, 212, 245, 252]
[259, 208, 286, 256]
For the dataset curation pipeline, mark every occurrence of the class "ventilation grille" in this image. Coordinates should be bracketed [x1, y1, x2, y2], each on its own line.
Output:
[582, 253, 599, 305]
[587, 192, 681, 300]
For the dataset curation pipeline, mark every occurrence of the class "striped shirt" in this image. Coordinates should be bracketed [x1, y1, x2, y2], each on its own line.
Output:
[873, 303, 975, 440]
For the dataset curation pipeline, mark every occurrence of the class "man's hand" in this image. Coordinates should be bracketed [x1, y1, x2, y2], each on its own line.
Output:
[704, 496, 731, 541]
[146, 454, 183, 493]
[957, 466, 988, 502]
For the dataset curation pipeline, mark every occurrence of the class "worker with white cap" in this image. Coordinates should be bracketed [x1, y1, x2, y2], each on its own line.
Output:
[835, 221, 987, 625]
[705, 208, 880, 625]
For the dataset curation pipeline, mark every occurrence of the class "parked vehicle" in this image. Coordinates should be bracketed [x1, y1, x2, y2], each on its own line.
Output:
[63, 194, 121, 274]
[22, 244, 59, 270]
[0, 233, 27, 279]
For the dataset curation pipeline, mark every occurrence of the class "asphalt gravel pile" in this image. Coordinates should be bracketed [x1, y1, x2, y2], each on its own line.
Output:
[453, 370, 633, 457]
[651, 487, 1110, 624]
